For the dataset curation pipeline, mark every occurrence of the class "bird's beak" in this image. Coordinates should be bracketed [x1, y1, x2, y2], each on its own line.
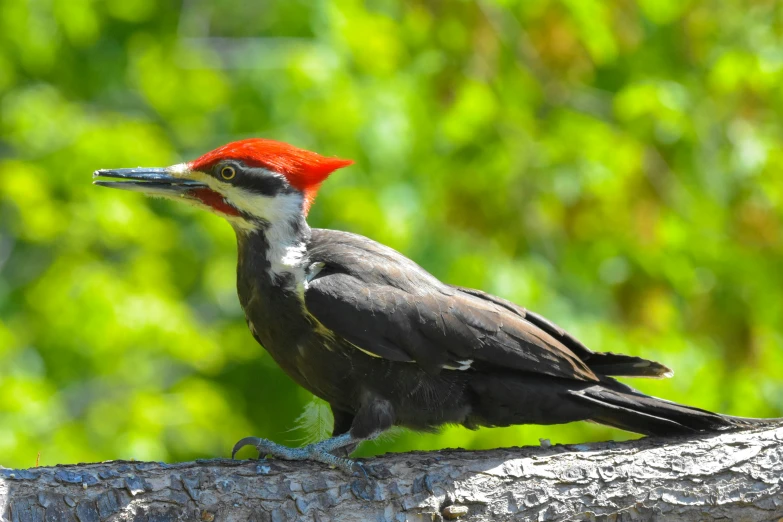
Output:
[92, 167, 207, 197]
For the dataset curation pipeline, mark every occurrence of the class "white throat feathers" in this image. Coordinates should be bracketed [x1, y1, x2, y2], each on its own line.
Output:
[227, 190, 309, 289]
[262, 213, 309, 289]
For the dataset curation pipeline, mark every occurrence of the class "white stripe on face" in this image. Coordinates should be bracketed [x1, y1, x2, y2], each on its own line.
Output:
[174, 165, 310, 285]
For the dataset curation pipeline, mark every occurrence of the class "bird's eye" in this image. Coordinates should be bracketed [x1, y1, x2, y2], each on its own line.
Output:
[221, 166, 236, 180]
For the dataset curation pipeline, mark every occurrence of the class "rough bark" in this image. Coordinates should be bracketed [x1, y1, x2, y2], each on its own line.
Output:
[1, 426, 781, 522]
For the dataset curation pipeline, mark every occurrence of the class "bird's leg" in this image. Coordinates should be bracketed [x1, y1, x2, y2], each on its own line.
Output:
[330, 407, 358, 458]
[233, 398, 394, 474]
[231, 432, 371, 474]
[330, 441, 360, 459]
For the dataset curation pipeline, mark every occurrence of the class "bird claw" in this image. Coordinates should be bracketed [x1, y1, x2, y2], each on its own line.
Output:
[352, 460, 369, 481]
[231, 434, 365, 476]
[362, 462, 392, 480]
[232, 436, 266, 459]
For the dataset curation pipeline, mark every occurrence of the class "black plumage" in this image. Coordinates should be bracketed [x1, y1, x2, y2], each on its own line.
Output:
[237, 224, 762, 444]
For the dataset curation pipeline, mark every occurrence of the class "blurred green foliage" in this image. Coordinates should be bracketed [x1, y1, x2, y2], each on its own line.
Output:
[0, 0, 782, 468]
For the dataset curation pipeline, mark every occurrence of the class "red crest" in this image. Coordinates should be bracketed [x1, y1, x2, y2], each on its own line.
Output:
[189, 139, 353, 213]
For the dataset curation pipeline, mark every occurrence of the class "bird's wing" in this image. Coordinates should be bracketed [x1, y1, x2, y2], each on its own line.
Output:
[304, 229, 599, 382]
[450, 285, 594, 359]
[451, 286, 673, 379]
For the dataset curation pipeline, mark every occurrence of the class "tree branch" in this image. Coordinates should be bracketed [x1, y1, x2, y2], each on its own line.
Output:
[2, 426, 781, 521]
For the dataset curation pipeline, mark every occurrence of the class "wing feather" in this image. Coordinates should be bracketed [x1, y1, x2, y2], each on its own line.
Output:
[304, 230, 598, 382]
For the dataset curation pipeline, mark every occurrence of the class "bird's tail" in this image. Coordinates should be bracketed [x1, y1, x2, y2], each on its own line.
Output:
[569, 383, 780, 437]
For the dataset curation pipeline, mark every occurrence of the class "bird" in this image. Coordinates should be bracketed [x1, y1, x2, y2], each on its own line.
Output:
[94, 138, 774, 473]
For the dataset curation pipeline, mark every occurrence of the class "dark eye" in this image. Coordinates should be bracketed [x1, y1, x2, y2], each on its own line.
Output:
[220, 165, 236, 180]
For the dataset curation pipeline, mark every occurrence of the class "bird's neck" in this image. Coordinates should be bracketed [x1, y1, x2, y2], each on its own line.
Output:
[234, 216, 321, 378]
[235, 215, 312, 293]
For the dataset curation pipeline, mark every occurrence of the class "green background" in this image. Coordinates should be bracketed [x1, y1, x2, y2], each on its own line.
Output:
[0, 0, 781, 468]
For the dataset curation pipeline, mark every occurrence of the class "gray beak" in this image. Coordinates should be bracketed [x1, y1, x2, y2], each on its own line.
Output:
[92, 167, 207, 196]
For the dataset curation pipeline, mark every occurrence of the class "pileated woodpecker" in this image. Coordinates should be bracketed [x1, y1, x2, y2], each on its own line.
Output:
[94, 139, 771, 472]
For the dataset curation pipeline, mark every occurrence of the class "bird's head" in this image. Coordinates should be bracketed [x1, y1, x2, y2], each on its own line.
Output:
[93, 139, 353, 231]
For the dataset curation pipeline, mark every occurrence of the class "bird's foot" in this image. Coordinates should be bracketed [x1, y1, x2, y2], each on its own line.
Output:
[232, 433, 363, 475]
[330, 442, 359, 459]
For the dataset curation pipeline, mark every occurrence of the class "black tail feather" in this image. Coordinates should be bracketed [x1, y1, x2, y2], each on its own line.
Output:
[518, 309, 674, 379]
[569, 384, 778, 437]
[583, 352, 674, 379]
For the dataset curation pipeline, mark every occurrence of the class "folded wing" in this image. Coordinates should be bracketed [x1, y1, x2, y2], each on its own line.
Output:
[304, 230, 603, 382]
